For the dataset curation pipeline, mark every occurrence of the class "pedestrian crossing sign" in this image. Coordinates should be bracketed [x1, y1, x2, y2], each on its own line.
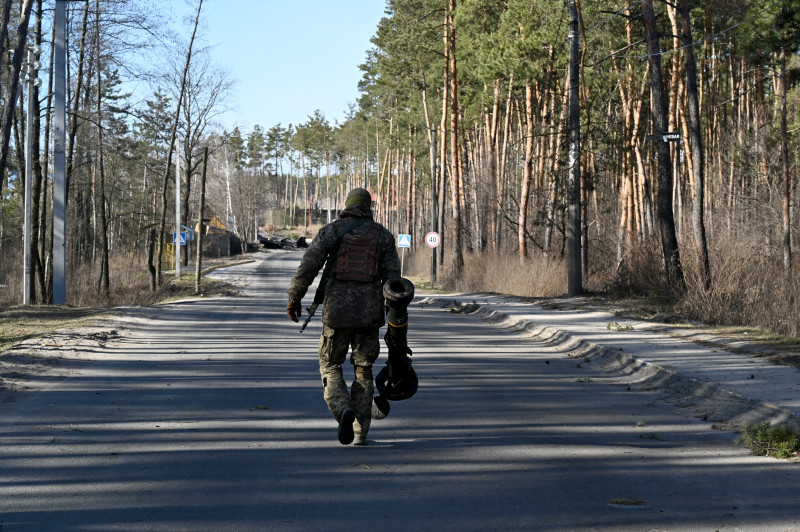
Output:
[397, 234, 411, 248]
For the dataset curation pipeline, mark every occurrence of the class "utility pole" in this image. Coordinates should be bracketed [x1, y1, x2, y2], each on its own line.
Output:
[567, 0, 583, 296]
[429, 125, 437, 288]
[175, 143, 181, 278]
[53, 0, 67, 304]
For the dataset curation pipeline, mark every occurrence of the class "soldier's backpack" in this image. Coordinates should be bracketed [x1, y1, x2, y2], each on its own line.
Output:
[333, 223, 382, 282]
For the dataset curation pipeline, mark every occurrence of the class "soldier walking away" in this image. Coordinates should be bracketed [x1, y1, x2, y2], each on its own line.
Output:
[286, 188, 401, 445]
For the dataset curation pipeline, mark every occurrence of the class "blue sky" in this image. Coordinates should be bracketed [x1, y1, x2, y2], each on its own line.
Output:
[184, 0, 388, 134]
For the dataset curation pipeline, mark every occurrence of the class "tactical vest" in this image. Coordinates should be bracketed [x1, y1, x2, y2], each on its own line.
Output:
[334, 223, 381, 282]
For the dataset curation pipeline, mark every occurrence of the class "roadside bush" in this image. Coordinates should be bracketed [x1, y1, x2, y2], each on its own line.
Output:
[678, 233, 800, 337]
[69, 252, 154, 307]
[606, 239, 673, 298]
[737, 422, 800, 459]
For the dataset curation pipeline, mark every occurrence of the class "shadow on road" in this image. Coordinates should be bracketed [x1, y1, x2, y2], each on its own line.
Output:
[2, 256, 799, 531]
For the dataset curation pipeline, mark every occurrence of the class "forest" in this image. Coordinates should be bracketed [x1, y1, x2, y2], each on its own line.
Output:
[2, 0, 800, 337]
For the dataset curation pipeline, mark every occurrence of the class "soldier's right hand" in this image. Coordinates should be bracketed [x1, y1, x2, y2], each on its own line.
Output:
[286, 299, 302, 322]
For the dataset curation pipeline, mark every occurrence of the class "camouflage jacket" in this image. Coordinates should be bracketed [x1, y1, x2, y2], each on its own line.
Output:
[287, 205, 401, 329]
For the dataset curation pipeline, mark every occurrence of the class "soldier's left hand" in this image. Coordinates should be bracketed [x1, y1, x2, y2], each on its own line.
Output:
[286, 299, 302, 322]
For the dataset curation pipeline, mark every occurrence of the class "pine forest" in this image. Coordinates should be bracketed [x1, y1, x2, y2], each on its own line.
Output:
[2, 0, 800, 337]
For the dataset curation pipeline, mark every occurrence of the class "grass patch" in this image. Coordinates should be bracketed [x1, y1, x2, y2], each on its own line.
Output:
[0, 306, 109, 353]
[737, 422, 800, 459]
[142, 273, 241, 305]
[404, 275, 447, 294]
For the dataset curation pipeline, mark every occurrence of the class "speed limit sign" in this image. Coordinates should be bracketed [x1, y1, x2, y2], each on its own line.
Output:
[425, 232, 440, 248]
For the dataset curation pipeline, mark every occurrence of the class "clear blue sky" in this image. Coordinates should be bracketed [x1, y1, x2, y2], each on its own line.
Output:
[183, 0, 388, 134]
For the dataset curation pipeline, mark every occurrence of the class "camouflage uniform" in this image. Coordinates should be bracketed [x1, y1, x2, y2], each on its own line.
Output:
[287, 203, 401, 443]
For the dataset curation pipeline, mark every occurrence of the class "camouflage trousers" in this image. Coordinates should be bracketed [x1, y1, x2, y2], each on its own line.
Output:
[318, 325, 380, 439]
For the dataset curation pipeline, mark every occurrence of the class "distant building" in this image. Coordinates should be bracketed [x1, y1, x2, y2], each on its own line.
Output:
[196, 206, 241, 257]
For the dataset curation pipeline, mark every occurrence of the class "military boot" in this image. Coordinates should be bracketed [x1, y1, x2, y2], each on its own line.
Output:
[338, 408, 356, 445]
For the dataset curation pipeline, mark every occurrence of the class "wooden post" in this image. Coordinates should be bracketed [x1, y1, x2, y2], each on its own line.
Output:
[567, 0, 583, 296]
[195, 147, 208, 294]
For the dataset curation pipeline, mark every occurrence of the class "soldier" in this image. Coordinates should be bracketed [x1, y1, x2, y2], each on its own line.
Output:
[286, 188, 401, 445]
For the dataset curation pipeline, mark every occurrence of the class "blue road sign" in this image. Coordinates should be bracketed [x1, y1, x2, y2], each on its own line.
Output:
[173, 231, 187, 246]
[398, 234, 411, 248]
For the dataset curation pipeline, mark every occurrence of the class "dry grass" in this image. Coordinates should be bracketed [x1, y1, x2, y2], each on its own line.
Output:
[0, 305, 109, 353]
[402, 228, 800, 350]
[0, 246, 23, 306]
[606, 239, 674, 298]
[68, 253, 156, 307]
[678, 233, 800, 337]
[0, 251, 244, 309]
[0, 250, 242, 352]
[403, 249, 566, 297]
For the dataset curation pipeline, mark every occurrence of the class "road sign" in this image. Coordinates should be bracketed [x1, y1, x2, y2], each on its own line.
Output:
[398, 234, 411, 248]
[173, 231, 186, 246]
[646, 132, 681, 142]
[425, 232, 440, 248]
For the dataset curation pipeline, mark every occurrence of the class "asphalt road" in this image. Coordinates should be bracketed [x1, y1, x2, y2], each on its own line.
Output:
[1, 252, 799, 531]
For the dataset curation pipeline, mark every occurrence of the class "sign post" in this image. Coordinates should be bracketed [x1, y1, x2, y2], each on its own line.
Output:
[397, 234, 411, 276]
[646, 132, 681, 143]
[425, 232, 440, 288]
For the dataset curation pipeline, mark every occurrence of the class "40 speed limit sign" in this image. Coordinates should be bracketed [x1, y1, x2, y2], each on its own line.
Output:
[425, 232, 440, 248]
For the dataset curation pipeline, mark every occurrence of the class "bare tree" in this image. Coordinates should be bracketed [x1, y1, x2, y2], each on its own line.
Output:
[0, 0, 35, 197]
[165, 49, 231, 265]
[95, 0, 110, 298]
[155, 0, 203, 287]
[0, 0, 13, 72]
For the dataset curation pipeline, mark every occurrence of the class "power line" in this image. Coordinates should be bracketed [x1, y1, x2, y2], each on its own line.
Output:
[584, 0, 645, 32]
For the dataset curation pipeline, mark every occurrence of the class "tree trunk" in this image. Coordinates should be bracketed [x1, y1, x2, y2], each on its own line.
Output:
[486, 80, 500, 251]
[195, 147, 208, 294]
[679, 0, 711, 290]
[29, 0, 44, 302]
[181, 139, 192, 266]
[95, 0, 109, 298]
[438, 12, 449, 270]
[447, 0, 463, 278]
[0, 0, 35, 192]
[497, 75, 513, 251]
[0, 0, 12, 67]
[40, 5, 55, 302]
[66, 0, 91, 200]
[642, 0, 685, 291]
[780, 49, 791, 276]
[566, 0, 582, 295]
[518, 84, 535, 261]
[0, 0, 13, 195]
